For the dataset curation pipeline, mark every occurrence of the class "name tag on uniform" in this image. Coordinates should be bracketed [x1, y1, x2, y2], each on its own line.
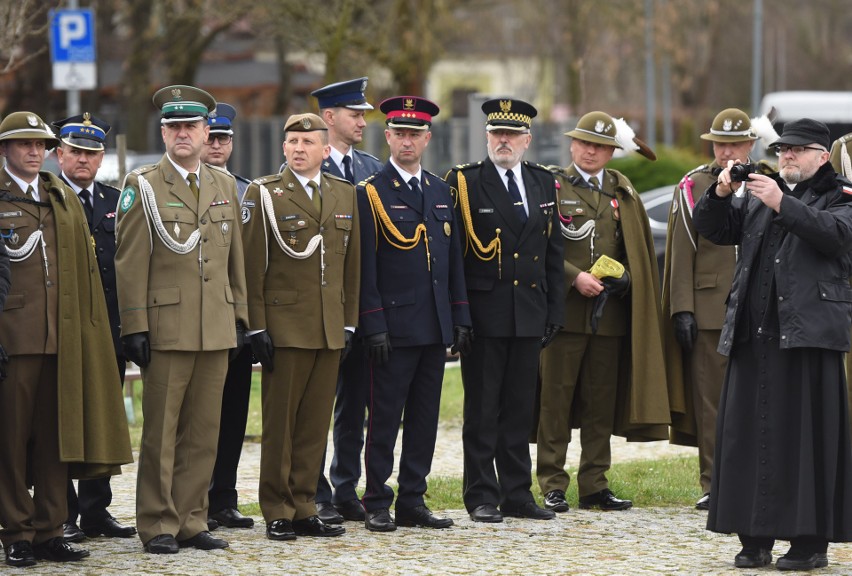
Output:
[389, 205, 409, 209]
[281, 214, 299, 221]
[0, 211, 22, 218]
[435, 204, 449, 209]
[166, 202, 184, 207]
[560, 200, 579, 205]
[478, 208, 494, 213]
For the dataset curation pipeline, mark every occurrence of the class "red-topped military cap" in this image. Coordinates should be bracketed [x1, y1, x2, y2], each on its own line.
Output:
[380, 96, 440, 130]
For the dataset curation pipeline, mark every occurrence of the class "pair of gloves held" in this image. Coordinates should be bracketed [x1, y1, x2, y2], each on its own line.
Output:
[589, 272, 631, 334]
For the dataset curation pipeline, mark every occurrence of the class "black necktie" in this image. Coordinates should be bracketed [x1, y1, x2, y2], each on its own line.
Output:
[408, 176, 420, 194]
[79, 189, 93, 223]
[342, 155, 354, 184]
[506, 169, 527, 223]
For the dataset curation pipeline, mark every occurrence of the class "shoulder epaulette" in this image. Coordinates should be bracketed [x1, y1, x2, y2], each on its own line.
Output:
[355, 149, 381, 162]
[323, 172, 350, 184]
[756, 160, 777, 175]
[523, 160, 556, 175]
[131, 164, 157, 176]
[253, 174, 280, 186]
[205, 163, 231, 176]
[452, 161, 483, 172]
[422, 168, 446, 183]
[606, 169, 637, 197]
[683, 164, 710, 179]
[99, 182, 121, 194]
[234, 174, 252, 184]
[357, 172, 379, 188]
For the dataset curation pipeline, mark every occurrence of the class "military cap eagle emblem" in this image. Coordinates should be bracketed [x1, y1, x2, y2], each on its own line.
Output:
[595, 120, 605, 133]
[171, 88, 182, 100]
[404, 98, 415, 110]
[500, 100, 512, 113]
[301, 117, 312, 129]
[723, 118, 733, 131]
[27, 114, 38, 127]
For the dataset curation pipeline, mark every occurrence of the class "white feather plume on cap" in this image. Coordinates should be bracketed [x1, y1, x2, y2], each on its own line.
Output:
[613, 117, 639, 152]
[750, 110, 781, 145]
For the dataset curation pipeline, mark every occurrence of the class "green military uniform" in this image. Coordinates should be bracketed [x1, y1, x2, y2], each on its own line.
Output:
[0, 112, 131, 551]
[537, 160, 670, 499]
[241, 129, 360, 524]
[115, 86, 248, 547]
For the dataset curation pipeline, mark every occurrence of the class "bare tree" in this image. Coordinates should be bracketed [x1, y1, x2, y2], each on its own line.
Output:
[0, 0, 55, 77]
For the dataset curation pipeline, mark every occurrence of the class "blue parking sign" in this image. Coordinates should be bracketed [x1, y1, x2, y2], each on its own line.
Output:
[50, 9, 96, 63]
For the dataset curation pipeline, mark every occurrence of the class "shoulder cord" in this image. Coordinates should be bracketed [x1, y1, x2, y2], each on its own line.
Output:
[138, 175, 201, 255]
[842, 143, 851, 179]
[677, 178, 699, 253]
[259, 184, 325, 284]
[455, 170, 501, 278]
[5, 229, 44, 263]
[365, 181, 431, 272]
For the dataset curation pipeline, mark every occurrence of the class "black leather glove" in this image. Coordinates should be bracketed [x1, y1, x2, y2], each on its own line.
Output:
[122, 332, 150, 368]
[673, 311, 698, 352]
[602, 270, 630, 298]
[541, 323, 561, 348]
[365, 332, 392, 366]
[450, 325, 473, 356]
[229, 321, 246, 363]
[250, 331, 275, 372]
[340, 330, 354, 364]
[590, 290, 610, 335]
[0, 344, 8, 381]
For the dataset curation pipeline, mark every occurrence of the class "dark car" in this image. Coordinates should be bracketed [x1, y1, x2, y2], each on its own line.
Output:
[639, 184, 676, 279]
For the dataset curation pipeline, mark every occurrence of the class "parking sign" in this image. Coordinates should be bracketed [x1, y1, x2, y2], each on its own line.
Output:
[50, 8, 97, 90]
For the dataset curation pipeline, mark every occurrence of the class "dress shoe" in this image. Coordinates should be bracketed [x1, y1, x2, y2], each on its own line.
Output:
[578, 489, 633, 511]
[266, 518, 296, 541]
[32, 537, 90, 561]
[468, 504, 503, 523]
[395, 505, 454, 529]
[501, 501, 555, 520]
[335, 498, 366, 521]
[293, 515, 345, 537]
[733, 547, 772, 568]
[5, 540, 37, 567]
[144, 534, 179, 554]
[63, 522, 86, 543]
[207, 518, 219, 532]
[695, 493, 710, 511]
[776, 550, 828, 571]
[544, 490, 570, 512]
[178, 531, 229, 550]
[365, 508, 396, 532]
[316, 502, 344, 525]
[82, 515, 137, 538]
[209, 507, 255, 529]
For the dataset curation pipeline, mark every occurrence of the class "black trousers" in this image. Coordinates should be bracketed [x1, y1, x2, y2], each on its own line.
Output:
[316, 339, 368, 504]
[208, 345, 253, 513]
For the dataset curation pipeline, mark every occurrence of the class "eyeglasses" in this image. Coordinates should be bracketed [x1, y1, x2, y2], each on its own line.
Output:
[205, 134, 232, 145]
[775, 145, 826, 156]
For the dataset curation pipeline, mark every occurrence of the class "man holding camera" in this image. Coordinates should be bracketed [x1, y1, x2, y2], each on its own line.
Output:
[536, 111, 669, 514]
[663, 108, 774, 511]
[695, 118, 852, 571]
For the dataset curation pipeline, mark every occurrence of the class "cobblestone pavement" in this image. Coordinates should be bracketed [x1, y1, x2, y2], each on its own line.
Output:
[18, 424, 852, 575]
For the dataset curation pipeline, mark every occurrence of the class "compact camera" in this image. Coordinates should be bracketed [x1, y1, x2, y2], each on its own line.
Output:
[729, 163, 757, 182]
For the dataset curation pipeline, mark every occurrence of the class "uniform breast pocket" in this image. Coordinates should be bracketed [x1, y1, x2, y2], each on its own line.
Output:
[209, 210, 234, 247]
[431, 207, 453, 244]
[388, 208, 420, 236]
[101, 217, 116, 233]
[279, 218, 311, 249]
[0, 220, 33, 253]
[334, 218, 352, 255]
[161, 210, 197, 244]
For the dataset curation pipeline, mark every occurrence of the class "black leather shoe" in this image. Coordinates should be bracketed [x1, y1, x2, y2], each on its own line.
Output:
[468, 503, 503, 523]
[335, 499, 366, 522]
[776, 551, 828, 571]
[695, 493, 710, 511]
[82, 516, 137, 538]
[501, 501, 555, 520]
[207, 518, 219, 532]
[365, 508, 396, 532]
[317, 502, 344, 525]
[209, 508, 254, 529]
[395, 505, 454, 529]
[32, 537, 90, 561]
[734, 547, 772, 568]
[578, 489, 633, 511]
[293, 515, 345, 537]
[266, 518, 296, 541]
[144, 534, 179, 554]
[5, 540, 37, 567]
[178, 531, 229, 550]
[62, 522, 86, 543]
[544, 490, 570, 512]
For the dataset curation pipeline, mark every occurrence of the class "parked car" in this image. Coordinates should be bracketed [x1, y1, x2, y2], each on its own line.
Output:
[639, 183, 676, 280]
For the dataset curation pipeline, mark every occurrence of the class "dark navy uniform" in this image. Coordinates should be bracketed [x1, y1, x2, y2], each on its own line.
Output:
[312, 78, 384, 514]
[358, 161, 471, 513]
[446, 157, 564, 512]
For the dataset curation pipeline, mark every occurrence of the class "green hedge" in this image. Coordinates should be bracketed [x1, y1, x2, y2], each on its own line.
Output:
[608, 147, 706, 193]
